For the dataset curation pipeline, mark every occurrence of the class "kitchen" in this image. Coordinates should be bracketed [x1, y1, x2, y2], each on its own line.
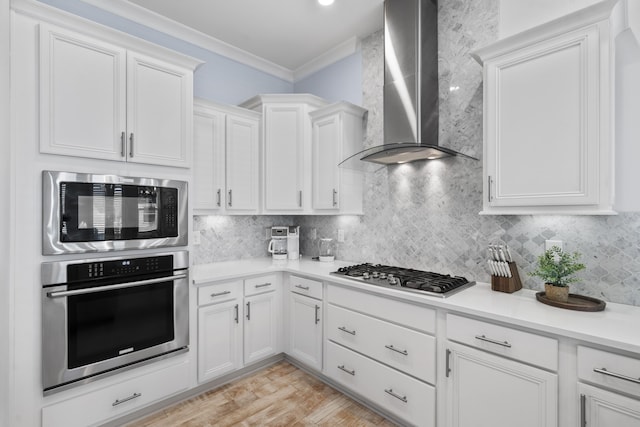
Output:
[2, 0, 640, 426]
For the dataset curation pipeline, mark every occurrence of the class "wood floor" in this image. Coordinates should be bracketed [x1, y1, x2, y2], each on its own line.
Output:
[127, 361, 398, 426]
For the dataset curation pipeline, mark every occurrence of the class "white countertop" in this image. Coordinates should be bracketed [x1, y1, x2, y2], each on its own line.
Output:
[192, 257, 640, 355]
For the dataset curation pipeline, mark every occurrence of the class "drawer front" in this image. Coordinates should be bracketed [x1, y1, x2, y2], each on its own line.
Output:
[578, 346, 640, 398]
[327, 285, 436, 334]
[244, 274, 278, 296]
[42, 360, 189, 427]
[325, 341, 435, 427]
[197, 280, 242, 306]
[446, 314, 558, 371]
[327, 304, 436, 384]
[290, 275, 323, 300]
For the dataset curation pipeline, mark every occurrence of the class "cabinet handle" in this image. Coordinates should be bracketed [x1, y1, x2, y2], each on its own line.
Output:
[246, 301, 250, 320]
[120, 131, 126, 157]
[446, 348, 452, 378]
[228, 189, 232, 207]
[295, 284, 310, 291]
[338, 326, 356, 336]
[129, 133, 134, 157]
[385, 344, 408, 356]
[593, 367, 640, 385]
[384, 388, 407, 403]
[210, 290, 231, 298]
[217, 189, 221, 207]
[315, 305, 320, 324]
[580, 394, 586, 427]
[475, 334, 511, 348]
[255, 282, 271, 288]
[112, 392, 141, 407]
[332, 189, 338, 206]
[337, 365, 355, 376]
[487, 175, 493, 202]
[234, 304, 239, 323]
[299, 190, 302, 207]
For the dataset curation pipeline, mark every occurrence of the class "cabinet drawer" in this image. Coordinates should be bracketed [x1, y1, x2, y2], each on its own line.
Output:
[290, 275, 323, 300]
[325, 341, 435, 427]
[327, 304, 435, 384]
[578, 346, 640, 398]
[42, 360, 189, 427]
[244, 274, 278, 296]
[327, 285, 435, 334]
[446, 314, 558, 371]
[197, 280, 242, 306]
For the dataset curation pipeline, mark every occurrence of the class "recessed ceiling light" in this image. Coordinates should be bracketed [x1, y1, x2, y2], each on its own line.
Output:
[318, 0, 335, 6]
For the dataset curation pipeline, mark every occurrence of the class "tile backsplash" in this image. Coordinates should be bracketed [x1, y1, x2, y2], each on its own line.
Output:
[194, 0, 640, 307]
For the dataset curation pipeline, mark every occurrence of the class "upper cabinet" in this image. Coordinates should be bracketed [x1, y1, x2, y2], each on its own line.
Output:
[472, 1, 628, 215]
[39, 23, 200, 168]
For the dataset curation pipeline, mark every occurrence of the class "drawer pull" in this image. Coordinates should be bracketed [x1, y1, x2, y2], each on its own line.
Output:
[384, 388, 407, 403]
[593, 367, 640, 385]
[385, 344, 408, 356]
[337, 365, 355, 376]
[112, 392, 141, 407]
[255, 282, 272, 288]
[338, 326, 356, 336]
[295, 284, 310, 291]
[210, 290, 231, 298]
[475, 334, 512, 348]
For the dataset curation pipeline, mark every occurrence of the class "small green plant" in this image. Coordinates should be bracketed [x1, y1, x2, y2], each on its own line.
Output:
[529, 246, 585, 287]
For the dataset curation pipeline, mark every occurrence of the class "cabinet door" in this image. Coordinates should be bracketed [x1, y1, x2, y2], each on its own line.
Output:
[39, 23, 127, 161]
[579, 383, 640, 427]
[126, 51, 192, 168]
[263, 104, 305, 211]
[289, 293, 322, 371]
[193, 107, 226, 211]
[226, 114, 259, 212]
[312, 113, 341, 210]
[244, 292, 278, 364]
[198, 299, 242, 383]
[446, 342, 557, 427]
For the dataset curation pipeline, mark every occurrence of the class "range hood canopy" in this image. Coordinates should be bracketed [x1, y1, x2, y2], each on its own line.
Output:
[340, 0, 477, 169]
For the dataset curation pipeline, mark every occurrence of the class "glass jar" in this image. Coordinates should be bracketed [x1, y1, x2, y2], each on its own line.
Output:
[318, 238, 335, 262]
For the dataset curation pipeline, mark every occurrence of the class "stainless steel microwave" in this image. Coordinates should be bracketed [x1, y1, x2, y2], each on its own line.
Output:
[42, 171, 188, 255]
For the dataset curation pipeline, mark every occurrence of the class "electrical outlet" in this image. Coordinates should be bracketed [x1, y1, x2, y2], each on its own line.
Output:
[337, 229, 345, 243]
[310, 228, 317, 240]
[192, 231, 201, 245]
[545, 240, 563, 251]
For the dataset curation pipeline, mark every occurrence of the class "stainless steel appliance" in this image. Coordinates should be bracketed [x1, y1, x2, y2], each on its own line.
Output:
[41, 251, 189, 394]
[287, 226, 300, 260]
[42, 171, 187, 255]
[268, 226, 288, 260]
[331, 263, 475, 298]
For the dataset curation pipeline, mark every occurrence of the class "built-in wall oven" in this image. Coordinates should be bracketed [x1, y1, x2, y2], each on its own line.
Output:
[41, 251, 189, 394]
[42, 171, 188, 255]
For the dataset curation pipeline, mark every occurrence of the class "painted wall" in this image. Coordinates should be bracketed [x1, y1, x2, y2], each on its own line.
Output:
[294, 51, 363, 105]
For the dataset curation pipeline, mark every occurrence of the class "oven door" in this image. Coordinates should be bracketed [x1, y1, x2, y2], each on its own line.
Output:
[42, 272, 189, 394]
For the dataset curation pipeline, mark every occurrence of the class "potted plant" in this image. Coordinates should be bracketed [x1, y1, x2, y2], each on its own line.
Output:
[529, 246, 585, 302]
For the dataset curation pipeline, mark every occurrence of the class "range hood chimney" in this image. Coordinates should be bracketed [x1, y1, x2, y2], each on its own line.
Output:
[341, 0, 477, 168]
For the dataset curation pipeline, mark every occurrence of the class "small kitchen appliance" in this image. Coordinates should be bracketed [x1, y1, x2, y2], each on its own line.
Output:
[287, 226, 300, 260]
[318, 238, 335, 262]
[268, 226, 288, 260]
[331, 263, 474, 298]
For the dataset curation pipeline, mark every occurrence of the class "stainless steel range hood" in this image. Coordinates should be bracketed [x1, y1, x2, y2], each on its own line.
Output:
[340, 0, 477, 169]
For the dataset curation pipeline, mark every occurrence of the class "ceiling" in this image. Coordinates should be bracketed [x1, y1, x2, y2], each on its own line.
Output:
[126, 0, 384, 71]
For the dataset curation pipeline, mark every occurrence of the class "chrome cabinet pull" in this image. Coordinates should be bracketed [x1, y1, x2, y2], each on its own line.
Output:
[338, 326, 356, 336]
[315, 305, 320, 324]
[47, 274, 187, 298]
[593, 367, 640, 385]
[299, 190, 302, 207]
[295, 284, 310, 291]
[475, 334, 511, 348]
[129, 133, 134, 157]
[384, 388, 407, 403]
[255, 282, 272, 288]
[580, 394, 586, 427]
[332, 189, 338, 206]
[234, 304, 239, 323]
[487, 175, 493, 202]
[337, 365, 355, 376]
[246, 301, 250, 320]
[216, 189, 221, 207]
[112, 392, 141, 407]
[210, 290, 231, 298]
[446, 348, 452, 378]
[228, 189, 232, 207]
[120, 131, 126, 157]
[385, 344, 408, 356]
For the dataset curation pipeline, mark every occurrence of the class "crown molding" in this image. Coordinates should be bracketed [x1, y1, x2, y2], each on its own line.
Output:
[293, 37, 360, 82]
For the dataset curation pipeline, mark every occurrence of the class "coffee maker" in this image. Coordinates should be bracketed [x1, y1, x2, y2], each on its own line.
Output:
[287, 226, 300, 260]
[268, 226, 288, 260]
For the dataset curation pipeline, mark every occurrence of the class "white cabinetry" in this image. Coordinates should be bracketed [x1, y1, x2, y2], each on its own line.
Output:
[310, 102, 366, 214]
[445, 314, 558, 427]
[39, 23, 198, 168]
[473, 1, 627, 214]
[577, 346, 640, 427]
[243, 274, 281, 365]
[193, 99, 260, 213]
[288, 276, 323, 371]
[240, 94, 328, 214]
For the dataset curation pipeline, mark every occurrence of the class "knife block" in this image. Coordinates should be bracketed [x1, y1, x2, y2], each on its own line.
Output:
[491, 262, 523, 293]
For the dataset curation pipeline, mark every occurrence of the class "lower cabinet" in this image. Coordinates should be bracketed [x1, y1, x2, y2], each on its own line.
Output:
[288, 285, 323, 371]
[198, 299, 242, 382]
[244, 290, 279, 365]
[579, 383, 640, 427]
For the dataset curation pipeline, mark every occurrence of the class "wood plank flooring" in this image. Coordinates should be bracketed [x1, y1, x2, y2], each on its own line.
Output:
[127, 361, 398, 426]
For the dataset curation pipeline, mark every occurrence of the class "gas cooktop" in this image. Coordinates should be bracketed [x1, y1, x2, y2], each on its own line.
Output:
[331, 263, 475, 298]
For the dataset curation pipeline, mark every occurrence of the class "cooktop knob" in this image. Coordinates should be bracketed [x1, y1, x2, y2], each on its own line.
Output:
[362, 272, 370, 280]
[379, 273, 387, 279]
[388, 277, 398, 285]
[372, 272, 379, 279]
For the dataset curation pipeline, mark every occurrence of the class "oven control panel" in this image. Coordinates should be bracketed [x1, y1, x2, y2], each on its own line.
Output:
[67, 255, 174, 281]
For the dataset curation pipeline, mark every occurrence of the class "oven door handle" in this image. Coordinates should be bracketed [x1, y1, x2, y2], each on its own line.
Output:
[46, 273, 188, 298]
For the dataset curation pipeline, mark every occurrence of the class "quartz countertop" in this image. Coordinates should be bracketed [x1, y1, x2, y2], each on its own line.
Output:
[192, 257, 640, 355]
